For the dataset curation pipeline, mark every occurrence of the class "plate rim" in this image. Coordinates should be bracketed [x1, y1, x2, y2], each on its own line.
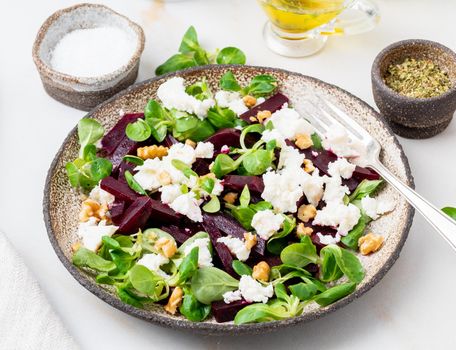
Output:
[43, 64, 415, 335]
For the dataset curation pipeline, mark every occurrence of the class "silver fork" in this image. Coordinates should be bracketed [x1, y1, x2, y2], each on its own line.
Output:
[304, 95, 456, 251]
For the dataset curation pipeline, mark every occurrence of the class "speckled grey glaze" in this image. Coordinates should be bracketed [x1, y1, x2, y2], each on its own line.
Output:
[372, 39, 456, 139]
[43, 65, 415, 335]
[32, 3, 145, 111]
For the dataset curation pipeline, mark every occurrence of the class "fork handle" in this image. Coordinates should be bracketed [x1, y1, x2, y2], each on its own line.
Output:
[371, 160, 456, 250]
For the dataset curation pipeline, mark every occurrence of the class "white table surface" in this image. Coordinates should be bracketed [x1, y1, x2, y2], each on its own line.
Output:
[1, 0, 456, 348]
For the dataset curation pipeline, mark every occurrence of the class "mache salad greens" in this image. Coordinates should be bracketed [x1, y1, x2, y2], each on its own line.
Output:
[67, 71, 395, 324]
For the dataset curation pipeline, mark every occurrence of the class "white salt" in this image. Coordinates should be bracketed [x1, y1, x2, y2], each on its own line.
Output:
[51, 26, 136, 78]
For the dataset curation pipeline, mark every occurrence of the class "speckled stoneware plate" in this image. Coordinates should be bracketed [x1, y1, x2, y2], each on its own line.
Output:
[43, 65, 414, 335]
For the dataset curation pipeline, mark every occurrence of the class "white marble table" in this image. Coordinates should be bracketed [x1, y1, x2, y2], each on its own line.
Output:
[1, 0, 456, 348]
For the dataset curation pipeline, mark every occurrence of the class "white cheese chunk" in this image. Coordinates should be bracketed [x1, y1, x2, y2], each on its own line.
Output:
[238, 275, 273, 303]
[133, 158, 163, 191]
[323, 176, 350, 204]
[300, 169, 326, 207]
[157, 77, 215, 119]
[183, 237, 213, 267]
[159, 184, 182, 204]
[222, 290, 243, 304]
[313, 202, 361, 236]
[316, 232, 341, 246]
[251, 210, 284, 240]
[361, 196, 396, 220]
[167, 143, 196, 165]
[322, 124, 366, 159]
[77, 218, 118, 252]
[327, 158, 356, 179]
[269, 106, 314, 141]
[136, 253, 169, 278]
[169, 192, 203, 222]
[89, 185, 115, 205]
[194, 141, 214, 159]
[215, 90, 248, 115]
[278, 145, 305, 169]
[217, 235, 251, 261]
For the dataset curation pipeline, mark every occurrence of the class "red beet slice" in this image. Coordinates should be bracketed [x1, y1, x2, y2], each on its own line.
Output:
[110, 200, 126, 225]
[205, 128, 242, 150]
[100, 176, 138, 204]
[202, 214, 236, 277]
[162, 134, 178, 147]
[115, 160, 136, 183]
[148, 199, 182, 224]
[192, 158, 210, 176]
[160, 225, 192, 244]
[223, 175, 265, 194]
[108, 137, 141, 169]
[240, 93, 289, 123]
[101, 113, 143, 155]
[211, 299, 251, 323]
[118, 196, 153, 234]
[209, 213, 266, 256]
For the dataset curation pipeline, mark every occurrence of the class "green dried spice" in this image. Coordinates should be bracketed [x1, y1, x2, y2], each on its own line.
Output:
[384, 58, 452, 98]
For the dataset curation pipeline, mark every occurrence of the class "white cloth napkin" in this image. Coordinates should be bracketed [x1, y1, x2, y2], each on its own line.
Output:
[0, 232, 79, 350]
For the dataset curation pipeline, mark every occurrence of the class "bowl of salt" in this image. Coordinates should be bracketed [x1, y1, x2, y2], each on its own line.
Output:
[32, 3, 145, 111]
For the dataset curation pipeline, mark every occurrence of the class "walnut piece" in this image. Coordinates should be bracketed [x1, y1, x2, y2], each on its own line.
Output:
[154, 237, 177, 258]
[295, 133, 313, 150]
[223, 192, 238, 205]
[244, 232, 258, 250]
[358, 232, 384, 255]
[297, 204, 317, 223]
[256, 110, 272, 123]
[79, 199, 109, 223]
[252, 261, 270, 282]
[296, 223, 313, 237]
[164, 287, 183, 315]
[303, 159, 315, 173]
[185, 139, 196, 148]
[137, 145, 168, 160]
[243, 95, 257, 108]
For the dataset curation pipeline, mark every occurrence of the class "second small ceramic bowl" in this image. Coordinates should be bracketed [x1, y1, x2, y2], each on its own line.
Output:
[371, 39, 456, 139]
[32, 3, 145, 111]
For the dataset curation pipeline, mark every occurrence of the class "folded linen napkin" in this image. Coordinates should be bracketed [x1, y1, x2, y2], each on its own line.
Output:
[0, 232, 79, 350]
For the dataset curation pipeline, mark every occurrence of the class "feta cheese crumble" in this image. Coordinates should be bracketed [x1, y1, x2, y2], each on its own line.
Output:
[89, 185, 115, 205]
[322, 124, 366, 159]
[194, 141, 214, 159]
[159, 184, 182, 204]
[313, 202, 361, 236]
[133, 158, 163, 191]
[136, 253, 169, 278]
[169, 192, 203, 222]
[183, 237, 213, 267]
[316, 232, 341, 245]
[238, 275, 273, 303]
[215, 91, 248, 115]
[222, 290, 242, 304]
[361, 196, 395, 220]
[300, 169, 326, 207]
[268, 106, 314, 141]
[167, 143, 197, 165]
[278, 145, 305, 169]
[323, 176, 350, 204]
[251, 210, 284, 240]
[327, 158, 356, 179]
[217, 235, 251, 261]
[77, 218, 118, 252]
[157, 77, 215, 119]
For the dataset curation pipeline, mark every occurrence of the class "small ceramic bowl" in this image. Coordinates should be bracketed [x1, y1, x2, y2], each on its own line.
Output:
[32, 3, 145, 111]
[371, 39, 456, 139]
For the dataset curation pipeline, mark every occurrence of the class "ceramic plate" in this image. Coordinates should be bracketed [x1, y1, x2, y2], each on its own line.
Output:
[43, 65, 414, 335]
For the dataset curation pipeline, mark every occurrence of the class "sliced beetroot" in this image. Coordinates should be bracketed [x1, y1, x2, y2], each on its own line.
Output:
[162, 134, 178, 147]
[211, 299, 251, 323]
[108, 137, 141, 169]
[160, 225, 192, 244]
[192, 158, 210, 176]
[202, 214, 236, 277]
[209, 213, 266, 256]
[352, 166, 380, 181]
[100, 176, 138, 204]
[148, 199, 182, 224]
[101, 113, 143, 156]
[310, 226, 338, 252]
[115, 160, 136, 183]
[223, 175, 265, 194]
[240, 93, 289, 123]
[205, 128, 241, 150]
[118, 196, 153, 234]
[110, 200, 126, 225]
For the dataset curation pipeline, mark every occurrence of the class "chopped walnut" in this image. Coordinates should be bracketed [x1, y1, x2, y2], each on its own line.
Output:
[79, 199, 109, 223]
[243, 95, 257, 108]
[303, 159, 315, 173]
[249, 116, 258, 122]
[158, 171, 172, 186]
[223, 192, 238, 204]
[185, 139, 196, 148]
[164, 287, 183, 315]
[295, 133, 313, 150]
[137, 145, 168, 160]
[154, 237, 177, 258]
[296, 223, 313, 237]
[71, 241, 82, 252]
[244, 232, 258, 250]
[297, 204, 317, 223]
[358, 232, 384, 255]
[256, 110, 272, 123]
[252, 261, 270, 282]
